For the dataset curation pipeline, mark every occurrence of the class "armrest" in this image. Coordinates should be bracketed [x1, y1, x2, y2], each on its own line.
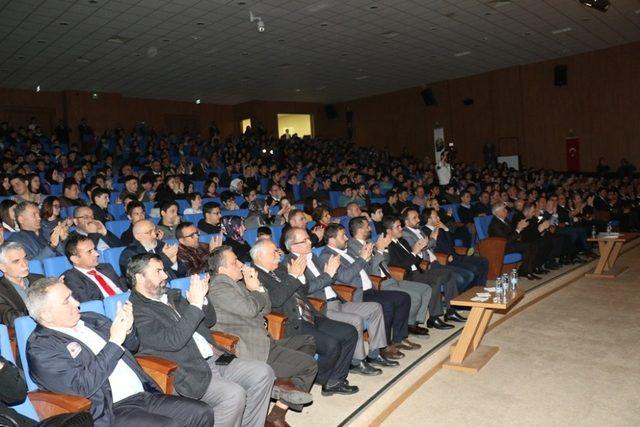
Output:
[369, 275, 384, 290]
[454, 246, 468, 256]
[434, 252, 449, 265]
[29, 391, 91, 419]
[387, 265, 406, 281]
[307, 297, 326, 312]
[265, 312, 288, 340]
[211, 331, 239, 354]
[477, 237, 507, 280]
[332, 284, 356, 302]
[136, 355, 177, 394]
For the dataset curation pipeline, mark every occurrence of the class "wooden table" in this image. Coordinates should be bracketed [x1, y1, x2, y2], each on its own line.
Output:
[585, 232, 638, 279]
[443, 286, 524, 374]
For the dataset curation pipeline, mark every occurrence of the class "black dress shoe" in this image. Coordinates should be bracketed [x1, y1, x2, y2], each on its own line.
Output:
[534, 267, 549, 275]
[525, 273, 541, 280]
[408, 324, 430, 336]
[444, 312, 467, 323]
[426, 317, 454, 330]
[321, 380, 359, 396]
[366, 355, 400, 367]
[544, 261, 559, 270]
[349, 361, 382, 376]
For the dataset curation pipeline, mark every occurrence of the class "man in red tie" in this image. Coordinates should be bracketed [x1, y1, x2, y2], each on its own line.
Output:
[62, 234, 129, 302]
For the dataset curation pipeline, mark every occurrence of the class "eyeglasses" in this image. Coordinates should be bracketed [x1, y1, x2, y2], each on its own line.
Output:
[74, 215, 94, 220]
[184, 231, 200, 238]
[140, 227, 158, 235]
[291, 238, 311, 245]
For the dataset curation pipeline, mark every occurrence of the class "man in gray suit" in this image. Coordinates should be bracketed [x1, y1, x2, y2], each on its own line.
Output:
[283, 227, 400, 374]
[347, 217, 431, 336]
[208, 245, 317, 426]
[320, 224, 420, 352]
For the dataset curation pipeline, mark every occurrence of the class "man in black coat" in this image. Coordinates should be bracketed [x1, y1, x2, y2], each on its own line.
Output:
[119, 220, 186, 281]
[488, 202, 540, 280]
[62, 235, 128, 302]
[0, 242, 44, 327]
[71, 206, 122, 251]
[279, 209, 325, 252]
[252, 239, 360, 397]
[120, 201, 147, 246]
[25, 277, 214, 427]
[127, 253, 276, 427]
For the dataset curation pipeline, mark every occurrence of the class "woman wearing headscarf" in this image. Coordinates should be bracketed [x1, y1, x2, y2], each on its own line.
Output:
[221, 215, 252, 263]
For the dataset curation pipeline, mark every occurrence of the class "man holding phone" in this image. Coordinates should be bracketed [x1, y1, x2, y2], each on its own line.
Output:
[128, 253, 276, 427]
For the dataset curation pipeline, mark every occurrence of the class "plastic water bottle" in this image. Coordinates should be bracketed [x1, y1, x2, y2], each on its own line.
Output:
[510, 269, 518, 292]
[495, 277, 503, 300]
[591, 225, 597, 238]
[606, 222, 612, 234]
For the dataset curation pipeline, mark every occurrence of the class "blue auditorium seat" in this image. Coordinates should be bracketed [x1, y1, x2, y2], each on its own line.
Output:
[105, 220, 131, 238]
[169, 277, 190, 292]
[42, 256, 72, 277]
[79, 300, 106, 315]
[100, 247, 126, 275]
[28, 259, 44, 275]
[104, 292, 131, 320]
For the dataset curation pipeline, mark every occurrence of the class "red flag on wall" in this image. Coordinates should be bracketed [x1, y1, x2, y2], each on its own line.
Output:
[566, 137, 580, 172]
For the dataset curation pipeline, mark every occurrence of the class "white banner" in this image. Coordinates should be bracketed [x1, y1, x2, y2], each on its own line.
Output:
[433, 127, 445, 163]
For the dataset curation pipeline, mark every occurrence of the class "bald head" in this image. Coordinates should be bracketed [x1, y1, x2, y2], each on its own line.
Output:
[133, 220, 158, 246]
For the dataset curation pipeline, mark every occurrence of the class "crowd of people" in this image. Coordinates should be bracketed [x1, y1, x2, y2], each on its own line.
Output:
[0, 117, 638, 426]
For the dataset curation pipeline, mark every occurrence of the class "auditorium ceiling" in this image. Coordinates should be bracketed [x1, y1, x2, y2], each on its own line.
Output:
[0, 0, 639, 104]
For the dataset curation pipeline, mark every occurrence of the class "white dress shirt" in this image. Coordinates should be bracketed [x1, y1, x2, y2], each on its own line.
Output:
[76, 266, 122, 298]
[51, 320, 145, 403]
[292, 252, 338, 299]
[328, 247, 372, 291]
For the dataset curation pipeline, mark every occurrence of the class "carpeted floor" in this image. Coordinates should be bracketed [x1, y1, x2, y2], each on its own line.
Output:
[382, 245, 640, 427]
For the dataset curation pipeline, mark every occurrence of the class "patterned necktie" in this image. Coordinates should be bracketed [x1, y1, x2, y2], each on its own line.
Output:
[87, 269, 116, 296]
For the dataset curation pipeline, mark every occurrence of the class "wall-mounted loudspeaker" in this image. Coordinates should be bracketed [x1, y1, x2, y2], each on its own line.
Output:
[325, 104, 338, 119]
[421, 88, 437, 106]
[554, 65, 568, 86]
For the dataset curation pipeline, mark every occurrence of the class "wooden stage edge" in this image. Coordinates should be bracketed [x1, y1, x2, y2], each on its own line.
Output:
[584, 265, 629, 279]
[353, 238, 640, 427]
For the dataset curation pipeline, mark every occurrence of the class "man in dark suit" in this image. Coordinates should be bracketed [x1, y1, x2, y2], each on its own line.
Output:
[208, 246, 318, 426]
[252, 239, 360, 396]
[320, 224, 419, 352]
[119, 220, 186, 281]
[25, 277, 214, 427]
[279, 209, 325, 252]
[62, 235, 128, 302]
[423, 207, 489, 288]
[488, 202, 540, 280]
[89, 188, 114, 224]
[0, 242, 44, 326]
[127, 253, 276, 427]
[71, 206, 122, 251]
[8, 201, 67, 260]
[382, 216, 461, 330]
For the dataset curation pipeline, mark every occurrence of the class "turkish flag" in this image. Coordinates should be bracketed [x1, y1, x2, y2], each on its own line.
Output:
[566, 137, 580, 172]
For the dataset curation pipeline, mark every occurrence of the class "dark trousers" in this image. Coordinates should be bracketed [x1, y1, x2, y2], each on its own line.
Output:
[407, 267, 459, 317]
[113, 392, 214, 427]
[450, 254, 489, 287]
[268, 334, 318, 409]
[301, 316, 357, 386]
[557, 226, 590, 253]
[363, 289, 410, 344]
[505, 241, 538, 274]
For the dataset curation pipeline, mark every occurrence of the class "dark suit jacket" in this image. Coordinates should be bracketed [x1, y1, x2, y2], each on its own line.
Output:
[0, 274, 44, 326]
[62, 264, 129, 302]
[27, 312, 159, 427]
[257, 266, 322, 338]
[282, 253, 334, 308]
[90, 204, 114, 223]
[130, 288, 226, 400]
[119, 240, 186, 281]
[0, 356, 35, 427]
[69, 230, 122, 251]
[7, 230, 62, 261]
[458, 204, 475, 225]
[387, 238, 424, 273]
[488, 216, 522, 245]
[224, 238, 251, 263]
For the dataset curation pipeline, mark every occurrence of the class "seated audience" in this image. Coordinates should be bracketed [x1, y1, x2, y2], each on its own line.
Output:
[198, 201, 222, 234]
[176, 222, 221, 275]
[71, 206, 122, 251]
[90, 187, 114, 223]
[184, 192, 203, 214]
[0, 199, 19, 233]
[157, 200, 181, 241]
[221, 215, 252, 263]
[8, 201, 68, 260]
[120, 200, 146, 246]
[59, 178, 86, 208]
[0, 242, 44, 326]
[63, 234, 128, 302]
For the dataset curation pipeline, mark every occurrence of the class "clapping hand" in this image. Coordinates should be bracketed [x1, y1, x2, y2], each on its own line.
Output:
[413, 237, 428, 254]
[287, 256, 307, 277]
[375, 233, 391, 251]
[209, 234, 222, 251]
[359, 242, 374, 260]
[241, 265, 261, 291]
[110, 301, 134, 345]
[187, 273, 209, 307]
[162, 243, 179, 263]
[324, 254, 341, 277]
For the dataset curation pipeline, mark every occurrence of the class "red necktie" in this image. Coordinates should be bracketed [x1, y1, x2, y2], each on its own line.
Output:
[88, 269, 116, 296]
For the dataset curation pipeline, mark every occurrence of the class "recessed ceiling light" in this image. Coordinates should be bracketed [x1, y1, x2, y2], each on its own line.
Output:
[91, 92, 99, 99]
[133, 52, 141, 57]
[59, 21, 70, 26]
[369, 5, 379, 9]
[319, 22, 328, 27]
[191, 35, 201, 40]
[237, 1, 246, 5]
[295, 89, 301, 92]
[454, 51, 471, 57]
[108, 36, 125, 43]
[35, 85, 41, 92]
[36, 40, 46, 44]
[551, 27, 572, 34]
[196, 22, 205, 26]
[634, 8, 640, 14]
[195, 99, 201, 104]
[355, 75, 369, 80]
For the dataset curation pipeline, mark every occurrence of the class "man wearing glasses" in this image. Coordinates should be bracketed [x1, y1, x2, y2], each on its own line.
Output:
[71, 206, 122, 251]
[198, 202, 223, 235]
[176, 222, 222, 275]
[119, 219, 186, 280]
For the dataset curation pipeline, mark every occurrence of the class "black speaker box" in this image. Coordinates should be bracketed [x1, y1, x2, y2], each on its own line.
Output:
[554, 65, 567, 86]
[421, 88, 437, 106]
[325, 104, 338, 119]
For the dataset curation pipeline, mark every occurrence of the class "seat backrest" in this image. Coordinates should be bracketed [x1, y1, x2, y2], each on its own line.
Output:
[183, 213, 203, 225]
[474, 215, 493, 241]
[312, 247, 324, 258]
[169, 277, 190, 292]
[103, 292, 131, 320]
[270, 225, 284, 245]
[14, 316, 39, 391]
[222, 209, 248, 218]
[329, 191, 341, 209]
[99, 246, 126, 275]
[28, 259, 44, 275]
[105, 220, 131, 238]
[42, 256, 73, 278]
[244, 228, 258, 245]
[0, 323, 39, 421]
[80, 300, 106, 316]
